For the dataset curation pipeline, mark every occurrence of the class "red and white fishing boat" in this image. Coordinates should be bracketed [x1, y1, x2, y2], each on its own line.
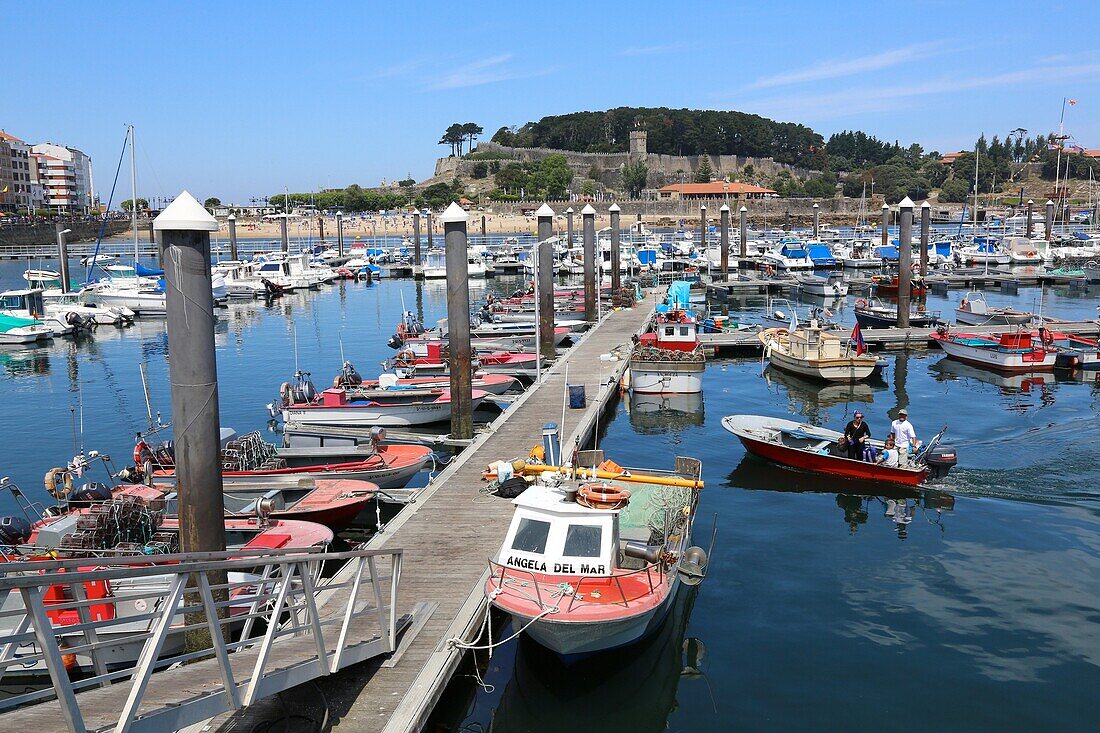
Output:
[872, 273, 926, 297]
[930, 329, 1059, 371]
[387, 343, 543, 379]
[721, 414, 957, 487]
[333, 362, 518, 396]
[134, 429, 431, 490]
[485, 450, 707, 656]
[278, 384, 486, 426]
[627, 308, 705, 394]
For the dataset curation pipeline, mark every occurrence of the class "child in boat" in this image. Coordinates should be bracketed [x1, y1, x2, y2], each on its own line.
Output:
[877, 434, 900, 467]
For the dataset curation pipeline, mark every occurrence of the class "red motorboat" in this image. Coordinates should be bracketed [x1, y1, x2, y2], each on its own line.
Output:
[721, 414, 957, 487]
[872, 273, 926, 297]
[334, 367, 518, 396]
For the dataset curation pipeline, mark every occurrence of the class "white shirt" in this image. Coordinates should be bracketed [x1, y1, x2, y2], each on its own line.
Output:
[890, 419, 917, 449]
[880, 448, 900, 467]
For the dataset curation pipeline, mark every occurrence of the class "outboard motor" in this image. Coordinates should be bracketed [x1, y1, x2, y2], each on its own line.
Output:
[0, 516, 32, 546]
[70, 482, 114, 503]
[66, 311, 97, 332]
[924, 444, 958, 480]
[341, 361, 363, 386]
[387, 334, 404, 350]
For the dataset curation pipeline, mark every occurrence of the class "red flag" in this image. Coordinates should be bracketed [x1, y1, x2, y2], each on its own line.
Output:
[1069, 99, 1078, 106]
[852, 322, 866, 355]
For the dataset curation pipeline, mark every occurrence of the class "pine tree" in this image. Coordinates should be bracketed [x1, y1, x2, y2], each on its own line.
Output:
[694, 155, 713, 183]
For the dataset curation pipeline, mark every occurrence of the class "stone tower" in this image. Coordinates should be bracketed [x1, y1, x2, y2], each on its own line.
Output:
[629, 129, 647, 159]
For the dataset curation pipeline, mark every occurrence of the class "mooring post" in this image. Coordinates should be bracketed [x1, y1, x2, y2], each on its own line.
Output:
[537, 204, 556, 362]
[227, 214, 238, 261]
[699, 204, 707, 253]
[56, 224, 71, 293]
[566, 207, 574, 250]
[897, 197, 914, 328]
[481, 214, 487, 239]
[1045, 199, 1054, 241]
[317, 215, 325, 243]
[609, 204, 622, 308]
[279, 213, 289, 253]
[412, 211, 421, 266]
[426, 210, 434, 250]
[812, 203, 820, 239]
[1025, 199, 1034, 239]
[738, 206, 749, 262]
[582, 204, 597, 322]
[719, 204, 730, 282]
[919, 201, 930, 277]
[881, 203, 890, 249]
[442, 202, 473, 441]
[336, 211, 344, 257]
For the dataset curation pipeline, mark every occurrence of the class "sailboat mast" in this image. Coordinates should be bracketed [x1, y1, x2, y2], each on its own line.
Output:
[129, 124, 138, 263]
[972, 143, 980, 230]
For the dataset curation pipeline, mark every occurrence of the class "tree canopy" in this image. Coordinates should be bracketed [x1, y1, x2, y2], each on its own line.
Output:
[621, 160, 648, 198]
[120, 198, 148, 212]
[492, 107, 824, 167]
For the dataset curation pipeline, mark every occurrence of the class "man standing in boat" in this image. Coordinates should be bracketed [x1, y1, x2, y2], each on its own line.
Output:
[843, 411, 871, 461]
[890, 408, 919, 465]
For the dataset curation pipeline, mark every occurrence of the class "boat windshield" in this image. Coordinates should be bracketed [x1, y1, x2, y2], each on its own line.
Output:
[563, 524, 602, 557]
[511, 518, 551, 553]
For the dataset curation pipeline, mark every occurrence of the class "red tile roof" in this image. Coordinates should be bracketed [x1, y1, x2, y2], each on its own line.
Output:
[0, 131, 24, 143]
[658, 182, 776, 195]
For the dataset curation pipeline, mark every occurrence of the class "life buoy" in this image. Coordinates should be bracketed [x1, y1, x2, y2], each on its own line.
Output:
[133, 440, 153, 466]
[396, 322, 407, 338]
[44, 467, 73, 499]
[912, 263, 920, 273]
[1040, 329, 1055, 347]
[279, 381, 293, 406]
[577, 482, 632, 509]
[395, 349, 416, 368]
[855, 298, 868, 308]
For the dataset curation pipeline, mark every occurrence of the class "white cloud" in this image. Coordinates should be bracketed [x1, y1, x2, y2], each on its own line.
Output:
[747, 43, 942, 90]
[425, 53, 534, 90]
[617, 43, 687, 57]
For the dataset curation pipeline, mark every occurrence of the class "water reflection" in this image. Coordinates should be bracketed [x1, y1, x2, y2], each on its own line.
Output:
[487, 587, 710, 733]
[728, 454, 955, 539]
[930, 356, 1058, 404]
[0, 347, 49, 378]
[627, 392, 705, 434]
[762, 365, 884, 418]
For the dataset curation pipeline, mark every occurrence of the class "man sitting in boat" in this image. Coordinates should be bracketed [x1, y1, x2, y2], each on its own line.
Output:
[890, 409, 919, 465]
[842, 412, 871, 461]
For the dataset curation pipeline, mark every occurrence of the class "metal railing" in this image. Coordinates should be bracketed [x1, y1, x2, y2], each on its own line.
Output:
[487, 559, 661, 613]
[0, 546, 402, 733]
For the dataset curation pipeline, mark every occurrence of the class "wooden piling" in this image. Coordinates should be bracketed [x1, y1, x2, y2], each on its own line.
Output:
[537, 204, 556, 361]
[739, 206, 748, 259]
[56, 224, 71, 293]
[279, 214, 289, 253]
[582, 204, 597, 321]
[317, 215, 325, 244]
[227, 214, 238, 261]
[566, 207, 574, 249]
[153, 191, 227, 560]
[412, 212, 421, 266]
[336, 211, 344, 257]
[812, 203, 820, 239]
[897, 197, 914, 328]
[1045, 200, 1054, 241]
[1025, 199, 1034, 238]
[441, 202, 473, 441]
[610, 204, 622, 308]
[919, 201, 930, 277]
[699, 205, 707, 252]
[881, 204, 889, 249]
[719, 204, 730, 281]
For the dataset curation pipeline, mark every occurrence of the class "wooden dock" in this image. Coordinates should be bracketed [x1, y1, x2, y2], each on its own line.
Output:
[211, 292, 658, 733]
[700, 319, 1100, 354]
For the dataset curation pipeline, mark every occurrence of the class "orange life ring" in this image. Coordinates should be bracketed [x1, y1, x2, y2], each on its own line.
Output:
[395, 349, 416, 368]
[577, 482, 632, 509]
[1040, 329, 1055, 347]
[855, 298, 868, 308]
[133, 440, 153, 466]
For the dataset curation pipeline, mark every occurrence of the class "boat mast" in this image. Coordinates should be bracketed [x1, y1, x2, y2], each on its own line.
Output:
[130, 124, 138, 264]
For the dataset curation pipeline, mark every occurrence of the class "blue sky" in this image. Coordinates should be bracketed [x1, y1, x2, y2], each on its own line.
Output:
[6, 1, 1099, 204]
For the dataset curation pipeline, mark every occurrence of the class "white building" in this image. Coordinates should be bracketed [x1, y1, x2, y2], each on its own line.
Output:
[31, 142, 94, 214]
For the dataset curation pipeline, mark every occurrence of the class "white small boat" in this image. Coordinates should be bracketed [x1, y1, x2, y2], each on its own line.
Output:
[796, 272, 849, 297]
[954, 291, 1033, 326]
[0, 314, 53, 343]
[759, 323, 881, 382]
[0, 288, 74, 335]
[628, 307, 704, 394]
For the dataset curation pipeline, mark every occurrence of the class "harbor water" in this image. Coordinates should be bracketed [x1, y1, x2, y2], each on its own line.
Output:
[2, 260, 1099, 730]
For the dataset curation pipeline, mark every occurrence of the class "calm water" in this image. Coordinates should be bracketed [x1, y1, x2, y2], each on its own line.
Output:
[2, 260, 1100, 730]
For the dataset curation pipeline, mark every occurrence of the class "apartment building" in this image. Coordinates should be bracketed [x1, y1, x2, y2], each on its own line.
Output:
[0, 130, 44, 213]
[30, 142, 94, 214]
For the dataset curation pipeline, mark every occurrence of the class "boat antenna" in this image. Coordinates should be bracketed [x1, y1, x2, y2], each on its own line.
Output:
[293, 323, 299, 374]
[560, 363, 569, 450]
[70, 404, 79, 458]
[140, 362, 155, 431]
[339, 335, 346, 366]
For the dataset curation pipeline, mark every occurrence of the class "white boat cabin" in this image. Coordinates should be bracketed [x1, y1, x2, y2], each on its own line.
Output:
[0, 289, 47, 318]
[498, 485, 617, 577]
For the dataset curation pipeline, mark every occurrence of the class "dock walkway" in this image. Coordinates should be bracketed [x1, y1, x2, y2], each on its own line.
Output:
[214, 291, 658, 733]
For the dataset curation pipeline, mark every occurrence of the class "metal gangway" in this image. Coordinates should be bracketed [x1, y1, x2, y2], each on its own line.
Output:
[0, 546, 403, 732]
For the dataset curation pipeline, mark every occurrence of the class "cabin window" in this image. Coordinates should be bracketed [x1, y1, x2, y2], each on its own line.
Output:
[680, 326, 689, 336]
[511, 518, 551, 554]
[563, 524, 602, 557]
[664, 326, 675, 336]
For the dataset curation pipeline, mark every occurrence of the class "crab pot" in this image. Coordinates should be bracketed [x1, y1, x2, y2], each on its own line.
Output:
[542, 422, 561, 466]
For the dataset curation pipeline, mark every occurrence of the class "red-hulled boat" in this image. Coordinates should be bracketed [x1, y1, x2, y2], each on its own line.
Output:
[872, 273, 926, 297]
[721, 414, 957, 486]
[334, 365, 518, 396]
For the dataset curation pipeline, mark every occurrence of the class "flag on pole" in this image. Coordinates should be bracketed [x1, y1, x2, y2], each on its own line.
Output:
[852, 322, 866, 355]
[1069, 99, 1078, 106]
